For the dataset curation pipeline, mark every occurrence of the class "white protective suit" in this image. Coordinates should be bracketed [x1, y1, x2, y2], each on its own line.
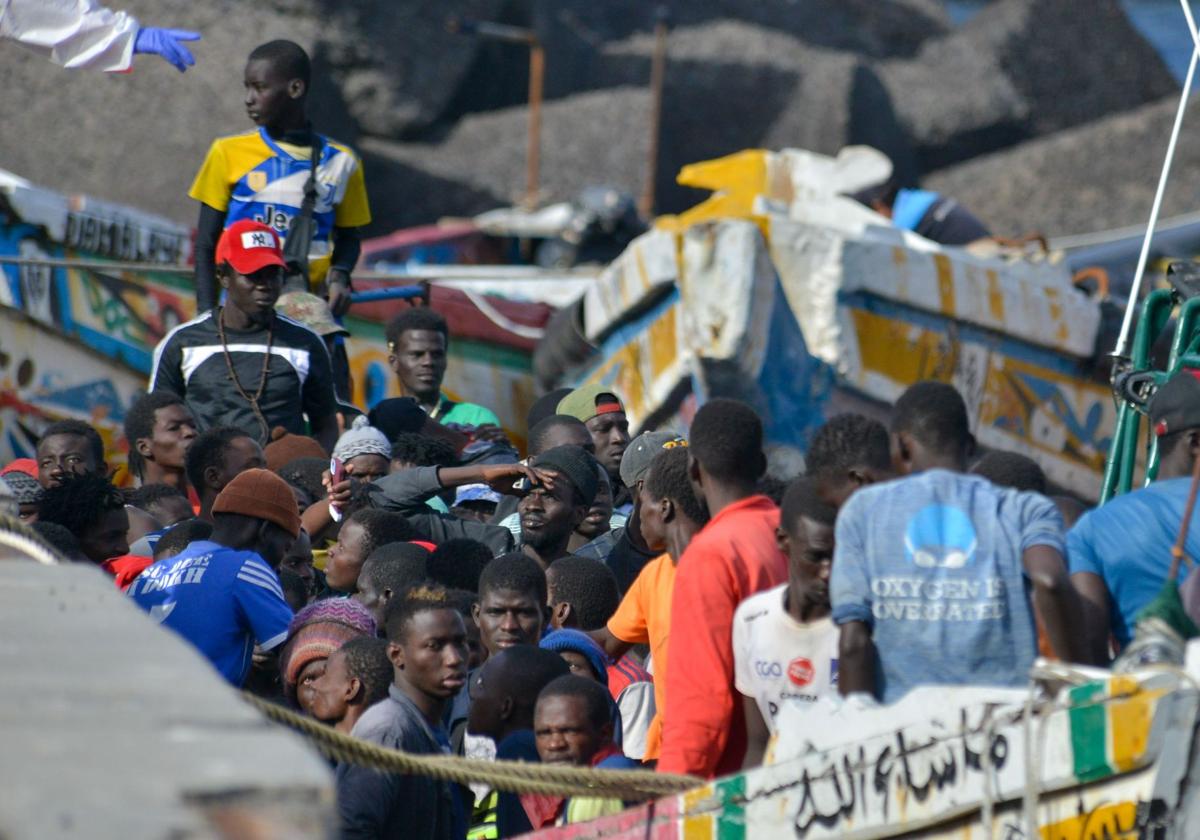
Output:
[0, 0, 138, 71]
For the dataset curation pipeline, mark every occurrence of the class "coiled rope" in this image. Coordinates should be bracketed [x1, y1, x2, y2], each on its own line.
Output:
[242, 692, 701, 801]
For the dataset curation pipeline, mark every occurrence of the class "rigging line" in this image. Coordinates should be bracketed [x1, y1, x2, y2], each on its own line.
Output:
[1112, 0, 1200, 361]
[461, 288, 546, 340]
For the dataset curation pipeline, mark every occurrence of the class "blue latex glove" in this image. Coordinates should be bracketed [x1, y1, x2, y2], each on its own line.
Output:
[133, 27, 201, 72]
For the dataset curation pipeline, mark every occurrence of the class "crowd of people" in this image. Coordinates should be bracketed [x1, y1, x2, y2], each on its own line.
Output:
[13, 275, 1200, 835]
[5, 31, 1200, 840]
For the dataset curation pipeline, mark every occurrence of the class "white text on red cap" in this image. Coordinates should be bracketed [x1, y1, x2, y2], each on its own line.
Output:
[240, 230, 278, 250]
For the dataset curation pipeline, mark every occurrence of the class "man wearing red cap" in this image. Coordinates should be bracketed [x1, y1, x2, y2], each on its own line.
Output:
[149, 220, 339, 451]
[128, 468, 300, 686]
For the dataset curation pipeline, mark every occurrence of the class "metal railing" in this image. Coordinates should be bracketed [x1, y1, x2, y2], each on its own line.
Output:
[0, 254, 596, 281]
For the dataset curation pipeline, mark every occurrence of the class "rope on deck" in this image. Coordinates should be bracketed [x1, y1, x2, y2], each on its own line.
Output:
[242, 692, 701, 801]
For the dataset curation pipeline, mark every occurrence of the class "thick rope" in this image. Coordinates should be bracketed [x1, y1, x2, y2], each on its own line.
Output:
[242, 692, 701, 801]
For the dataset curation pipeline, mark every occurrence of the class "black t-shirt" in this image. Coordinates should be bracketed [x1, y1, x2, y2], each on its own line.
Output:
[915, 196, 991, 246]
[149, 310, 337, 443]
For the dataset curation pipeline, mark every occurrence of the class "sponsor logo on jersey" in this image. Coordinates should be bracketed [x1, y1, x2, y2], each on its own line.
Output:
[755, 660, 782, 678]
[788, 656, 815, 687]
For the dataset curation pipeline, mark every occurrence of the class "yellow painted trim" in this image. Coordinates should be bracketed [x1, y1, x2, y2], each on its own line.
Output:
[681, 785, 717, 840]
[656, 150, 771, 240]
[986, 269, 1005, 322]
[1039, 801, 1138, 840]
[934, 253, 956, 316]
[1107, 677, 1165, 773]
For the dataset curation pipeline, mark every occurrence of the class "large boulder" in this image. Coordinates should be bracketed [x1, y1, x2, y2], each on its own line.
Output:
[966, 0, 1176, 137]
[317, 0, 507, 138]
[599, 21, 918, 212]
[0, 0, 333, 225]
[525, 0, 949, 58]
[368, 19, 922, 225]
[362, 87, 654, 226]
[443, 0, 950, 122]
[0, 0, 506, 228]
[877, 33, 1030, 172]
[925, 95, 1200, 237]
[879, 0, 1179, 171]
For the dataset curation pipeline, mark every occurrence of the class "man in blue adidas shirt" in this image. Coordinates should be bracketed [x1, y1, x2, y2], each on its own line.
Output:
[831, 381, 1086, 704]
[129, 468, 299, 686]
[1070, 371, 1200, 660]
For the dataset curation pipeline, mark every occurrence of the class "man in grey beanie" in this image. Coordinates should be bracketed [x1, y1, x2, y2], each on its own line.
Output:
[332, 416, 393, 484]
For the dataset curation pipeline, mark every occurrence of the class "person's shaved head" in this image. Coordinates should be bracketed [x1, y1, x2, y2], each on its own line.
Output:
[806, 413, 893, 510]
[528, 415, 593, 457]
[891, 381, 973, 474]
[466, 645, 570, 742]
[247, 39, 311, 86]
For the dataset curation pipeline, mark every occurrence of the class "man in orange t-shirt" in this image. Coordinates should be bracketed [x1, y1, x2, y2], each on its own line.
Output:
[657, 400, 788, 778]
[594, 446, 708, 761]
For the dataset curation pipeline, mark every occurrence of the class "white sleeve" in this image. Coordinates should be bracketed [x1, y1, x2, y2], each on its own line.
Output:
[732, 604, 753, 696]
[0, 0, 138, 72]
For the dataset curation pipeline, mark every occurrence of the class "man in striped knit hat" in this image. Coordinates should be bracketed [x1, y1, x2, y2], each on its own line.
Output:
[279, 598, 376, 714]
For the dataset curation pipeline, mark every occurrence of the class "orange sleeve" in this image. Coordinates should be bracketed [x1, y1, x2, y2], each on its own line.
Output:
[606, 560, 652, 644]
[657, 547, 737, 778]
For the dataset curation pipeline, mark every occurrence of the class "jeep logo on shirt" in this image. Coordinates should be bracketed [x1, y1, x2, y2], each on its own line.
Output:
[254, 204, 294, 234]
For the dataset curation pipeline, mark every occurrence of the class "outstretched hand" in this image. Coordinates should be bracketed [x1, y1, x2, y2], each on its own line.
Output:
[133, 27, 201, 72]
[480, 463, 557, 497]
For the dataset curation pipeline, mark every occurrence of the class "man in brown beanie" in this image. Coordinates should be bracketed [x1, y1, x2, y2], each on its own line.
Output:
[129, 468, 301, 686]
[264, 426, 328, 473]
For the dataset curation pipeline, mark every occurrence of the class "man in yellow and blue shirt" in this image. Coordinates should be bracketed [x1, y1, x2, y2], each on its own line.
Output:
[189, 39, 370, 314]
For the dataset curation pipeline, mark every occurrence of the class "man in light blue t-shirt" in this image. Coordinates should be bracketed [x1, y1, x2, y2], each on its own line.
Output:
[832, 382, 1085, 704]
[1069, 371, 1200, 659]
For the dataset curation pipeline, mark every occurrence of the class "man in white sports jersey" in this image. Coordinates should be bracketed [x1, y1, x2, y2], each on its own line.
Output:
[733, 476, 838, 768]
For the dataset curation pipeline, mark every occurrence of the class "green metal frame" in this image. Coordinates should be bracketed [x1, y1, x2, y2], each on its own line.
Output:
[1101, 290, 1200, 503]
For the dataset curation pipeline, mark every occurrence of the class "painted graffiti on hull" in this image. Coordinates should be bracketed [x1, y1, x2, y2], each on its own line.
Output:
[63, 209, 187, 264]
[786, 706, 1008, 835]
[0, 309, 143, 474]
